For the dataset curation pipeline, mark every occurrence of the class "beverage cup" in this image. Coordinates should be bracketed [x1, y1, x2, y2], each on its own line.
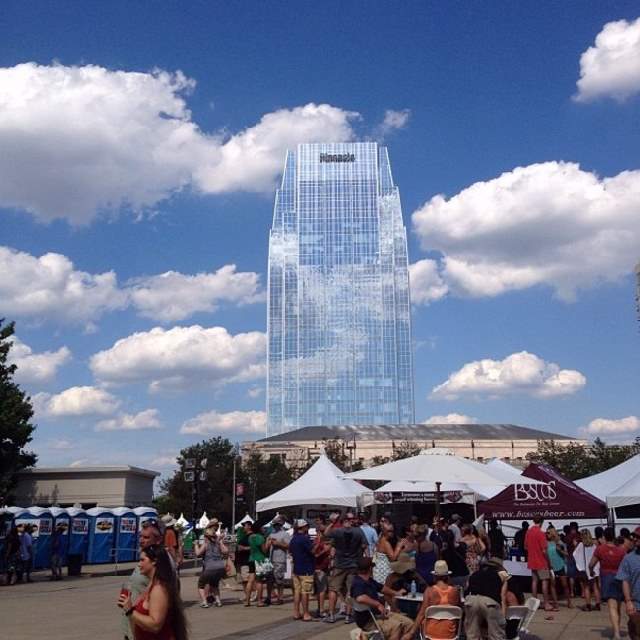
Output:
[119, 583, 129, 606]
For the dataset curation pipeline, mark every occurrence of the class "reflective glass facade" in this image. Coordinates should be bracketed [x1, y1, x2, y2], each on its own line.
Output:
[267, 142, 414, 436]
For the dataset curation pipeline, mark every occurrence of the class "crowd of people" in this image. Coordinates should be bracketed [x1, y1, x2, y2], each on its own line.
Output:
[5, 509, 639, 640]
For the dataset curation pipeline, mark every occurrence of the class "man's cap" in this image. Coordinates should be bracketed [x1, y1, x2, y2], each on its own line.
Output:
[357, 557, 374, 572]
[296, 518, 309, 529]
[272, 515, 285, 525]
[451, 514, 461, 522]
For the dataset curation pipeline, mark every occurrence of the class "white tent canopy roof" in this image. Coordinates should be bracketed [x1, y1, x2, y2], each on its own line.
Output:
[256, 454, 373, 512]
[576, 454, 640, 508]
[345, 450, 545, 488]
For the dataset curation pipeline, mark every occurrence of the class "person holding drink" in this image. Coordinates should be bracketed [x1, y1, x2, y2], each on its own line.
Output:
[117, 544, 188, 640]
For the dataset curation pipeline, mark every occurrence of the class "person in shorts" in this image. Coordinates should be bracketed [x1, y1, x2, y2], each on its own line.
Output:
[289, 519, 315, 621]
[591, 527, 626, 639]
[525, 515, 553, 611]
[266, 515, 289, 605]
[324, 511, 367, 623]
[195, 523, 229, 608]
[617, 531, 640, 640]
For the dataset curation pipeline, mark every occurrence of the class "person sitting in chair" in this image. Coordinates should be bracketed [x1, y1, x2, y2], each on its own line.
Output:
[383, 553, 427, 611]
[412, 560, 461, 640]
[350, 557, 415, 640]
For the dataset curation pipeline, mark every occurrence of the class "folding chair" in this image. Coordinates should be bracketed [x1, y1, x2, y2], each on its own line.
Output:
[421, 605, 463, 640]
[505, 605, 528, 640]
[350, 601, 384, 640]
[516, 598, 540, 638]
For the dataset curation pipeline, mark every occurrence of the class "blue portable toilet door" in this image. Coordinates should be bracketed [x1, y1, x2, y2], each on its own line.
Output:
[89, 513, 116, 563]
[69, 515, 90, 561]
[33, 515, 54, 569]
[115, 511, 137, 561]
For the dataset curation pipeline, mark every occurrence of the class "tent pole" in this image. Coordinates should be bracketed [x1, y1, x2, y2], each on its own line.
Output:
[435, 482, 442, 519]
[473, 493, 478, 521]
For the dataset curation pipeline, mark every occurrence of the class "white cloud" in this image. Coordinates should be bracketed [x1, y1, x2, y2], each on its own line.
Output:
[49, 439, 73, 450]
[150, 455, 179, 468]
[0, 63, 357, 224]
[0, 245, 263, 326]
[35, 386, 121, 417]
[69, 459, 89, 468]
[574, 18, 640, 102]
[375, 109, 411, 138]
[0, 247, 127, 326]
[431, 351, 586, 400]
[128, 264, 263, 322]
[424, 413, 479, 424]
[247, 386, 264, 399]
[409, 259, 449, 305]
[180, 410, 266, 435]
[412, 162, 640, 301]
[585, 415, 640, 435]
[90, 325, 266, 391]
[8, 336, 71, 384]
[95, 409, 162, 432]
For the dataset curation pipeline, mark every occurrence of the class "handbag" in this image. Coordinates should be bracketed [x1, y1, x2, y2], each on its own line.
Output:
[255, 558, 274, 578]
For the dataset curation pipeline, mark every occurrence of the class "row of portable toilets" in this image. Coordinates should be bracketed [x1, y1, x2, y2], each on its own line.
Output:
[0, 505, 157, 569]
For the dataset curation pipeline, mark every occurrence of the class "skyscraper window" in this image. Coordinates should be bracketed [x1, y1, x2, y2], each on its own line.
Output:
[267, 142, 414, 436]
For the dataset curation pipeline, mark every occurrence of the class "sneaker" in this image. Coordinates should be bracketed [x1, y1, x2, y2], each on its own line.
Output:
[200, 602, 210, 608]
[344, 615, 353, 624]
[323, 614, 336, 624]
[215, 598, 222, 607]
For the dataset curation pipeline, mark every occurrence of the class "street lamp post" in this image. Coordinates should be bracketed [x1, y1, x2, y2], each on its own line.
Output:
[184, 457, 207, 529]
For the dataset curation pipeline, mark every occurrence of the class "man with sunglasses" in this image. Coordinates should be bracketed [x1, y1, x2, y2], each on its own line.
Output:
[121, 519, 163, 640]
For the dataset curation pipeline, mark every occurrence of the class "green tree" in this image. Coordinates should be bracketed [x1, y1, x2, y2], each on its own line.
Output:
[526, 438, 640, 480]
[320, 437, 364, 471]
[391, 439, 420, 460]
[157, 437, 237, 522]
[239, 450, 294, 516]
[0, 320, 37, 503]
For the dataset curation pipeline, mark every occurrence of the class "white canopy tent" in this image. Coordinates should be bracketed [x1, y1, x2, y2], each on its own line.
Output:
[346, 450, 544, 489]
[576, 454, 640, 508]
[256, 454, 373, 513]
[467, 458, 531, 499]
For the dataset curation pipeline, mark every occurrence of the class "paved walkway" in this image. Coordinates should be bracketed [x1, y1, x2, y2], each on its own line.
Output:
[0, 567, 630, 640]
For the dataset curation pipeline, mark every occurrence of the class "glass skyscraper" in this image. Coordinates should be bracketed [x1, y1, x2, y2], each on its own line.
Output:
[267, 142, 414, 436]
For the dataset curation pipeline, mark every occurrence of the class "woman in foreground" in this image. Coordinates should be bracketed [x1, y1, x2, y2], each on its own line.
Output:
[118, 544, 188, 640]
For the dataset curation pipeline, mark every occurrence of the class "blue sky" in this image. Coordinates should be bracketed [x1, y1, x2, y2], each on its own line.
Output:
[1, 2, 639, 474]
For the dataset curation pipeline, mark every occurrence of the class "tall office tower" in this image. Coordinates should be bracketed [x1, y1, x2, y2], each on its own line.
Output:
[267, 142, 414, 436]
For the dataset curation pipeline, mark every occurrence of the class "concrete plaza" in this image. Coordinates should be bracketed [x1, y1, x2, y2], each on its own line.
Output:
[0, 564, 629, 640]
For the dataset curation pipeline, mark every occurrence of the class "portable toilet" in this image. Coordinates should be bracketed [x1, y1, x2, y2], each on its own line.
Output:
[87, 508, 116, 564]
[67, 508, 90, 562]
[113, 507, 137, 562]
[50, 507, 71, 565]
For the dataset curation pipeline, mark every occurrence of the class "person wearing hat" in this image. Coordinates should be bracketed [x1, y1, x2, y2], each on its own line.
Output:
[161, 514, 181, 568]
[350, 557, 415, 640]
[288, 519, 315, 621]
[410, 560, 460, 640]
[195, 522, 229, 608]
[266, 515, 289, 605]
[464, 557, 508, 640]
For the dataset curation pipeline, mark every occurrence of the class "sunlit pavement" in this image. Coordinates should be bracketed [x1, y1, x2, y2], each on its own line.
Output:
[0, 568, 627, 640]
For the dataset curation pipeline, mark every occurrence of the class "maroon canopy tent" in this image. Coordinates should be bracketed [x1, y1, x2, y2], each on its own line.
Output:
[478, 462, 606, 520]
